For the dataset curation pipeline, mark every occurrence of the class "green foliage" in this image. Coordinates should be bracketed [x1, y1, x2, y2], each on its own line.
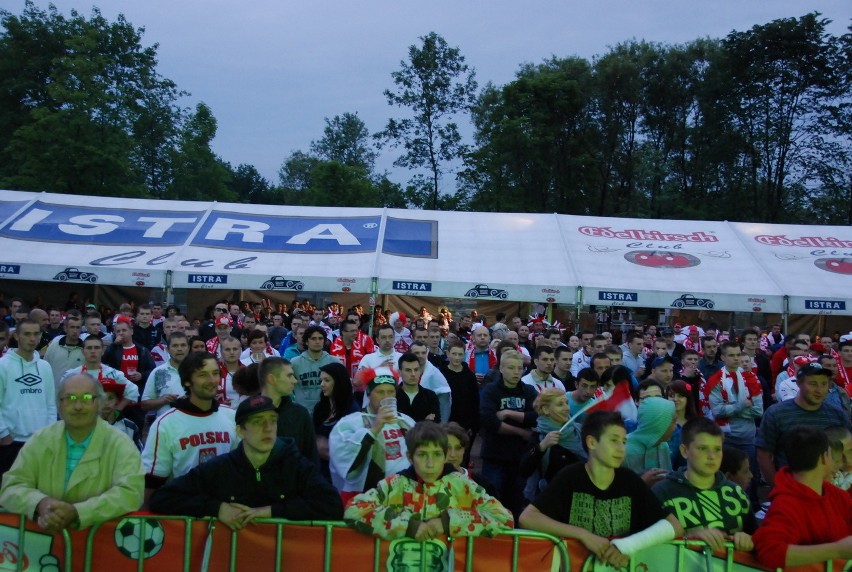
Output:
[167, 103, 234, 202]
[0, 2, 183, 197]
[310, 112, 377, 171]
[376, 32, 478, 209]
[464, 14, 851, 223]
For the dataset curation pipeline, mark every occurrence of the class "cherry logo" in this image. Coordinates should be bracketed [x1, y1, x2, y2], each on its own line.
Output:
[815, 258, 852, 275]
[546, 297, 555, 303]
[753, 306, 762, 312]
[341, 287, 351, 292]
[624, 250, 700, 269]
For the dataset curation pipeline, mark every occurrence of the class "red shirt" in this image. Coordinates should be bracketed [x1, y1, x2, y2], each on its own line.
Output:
[120, 345, 139, 376]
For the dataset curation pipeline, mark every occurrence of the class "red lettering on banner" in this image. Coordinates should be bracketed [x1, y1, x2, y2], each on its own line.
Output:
[578, 226, 718, 243]
[755, 234, 852, 248]
[179, 431, 231, 450]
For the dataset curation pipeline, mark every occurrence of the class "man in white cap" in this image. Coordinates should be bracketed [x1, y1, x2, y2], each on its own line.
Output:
[329, 366, 414, 499]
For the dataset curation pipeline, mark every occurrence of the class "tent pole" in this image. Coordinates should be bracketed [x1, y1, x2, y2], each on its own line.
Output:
[164, 270, 173, 305]
[575, 287, 582, 327]
[782, 296, 789, 335]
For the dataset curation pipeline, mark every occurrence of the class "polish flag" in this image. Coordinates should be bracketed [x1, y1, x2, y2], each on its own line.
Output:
[561, 381, 638, 432]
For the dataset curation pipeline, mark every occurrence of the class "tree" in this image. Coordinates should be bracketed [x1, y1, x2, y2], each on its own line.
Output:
[310, 112, 377, 171]
[713, 13, 847, 222]
[464, 57, 598, 213]
[376, 32, 477, 209]
[167, 102, 233, 202]
[227, 163, 270, 204]
[0, 2, 183, 197]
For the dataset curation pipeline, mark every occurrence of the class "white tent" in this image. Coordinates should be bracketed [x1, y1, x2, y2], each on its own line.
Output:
[559, 215, 786, 314]
[0, 190, 848, 317]
[731, 222, 852, 316]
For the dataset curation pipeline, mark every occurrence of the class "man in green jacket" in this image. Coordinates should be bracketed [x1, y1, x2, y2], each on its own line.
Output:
[0, 373, 144, 531]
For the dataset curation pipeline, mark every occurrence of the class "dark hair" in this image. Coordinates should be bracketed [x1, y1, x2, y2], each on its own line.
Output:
[178, 352, 218, 391]
[592, 334, 607, 344]
[719, 341, 739, 356]
[495, 341, 518, 363]
[784, 426, 829, 472]
[581, 411, 625, 453]
[576, 367, 599, 384]
[680, 417, 722, 447]
[625, 332, 643, 344]
[313, 362, 354, 426]
[533, 345, 554, 360]
[376, 324, 394, 337]
[637, 378, 665, 397]
[796, 364, 832, 385]
[404, 421, 448, 455]
[590, 352, 610, 367]
[258, 357, 292, 388]
[682, 348, 700, 359]
[397, 351, 420, 370]
[340, 319, 358, 333]
[667, 379, 698, 420]
[721, 447, 748, 476]
[302, 325, 326, 345]
[447, 339, 466, 352]
[442, 421, 470, 450]
[600, 365, 632, 387]
[232, 363, 260, 396]
[554, 345, 573, 359]
[189, 335, 205, 349]
[246, 329, 268, 344]
[840, 340, 852, 352]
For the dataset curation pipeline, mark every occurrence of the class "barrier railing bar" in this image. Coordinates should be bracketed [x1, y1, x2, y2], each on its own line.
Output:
[182, 517, 194, 572]
[15, 514, 26, 572]
[21, 512, 852, 572]
[372, 536, 381, 572]
[322, 523, 333, 572]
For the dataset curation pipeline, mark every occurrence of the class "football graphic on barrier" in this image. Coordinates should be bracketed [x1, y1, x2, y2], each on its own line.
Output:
[114, 517, 165, 560]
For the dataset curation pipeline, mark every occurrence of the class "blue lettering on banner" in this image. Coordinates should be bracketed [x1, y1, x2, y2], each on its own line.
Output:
[383, 218, 438, 259]
[0, 264, 20, 275]
[0, 200, 28, 225]
[191, 212, 381, 253]
[0, 201, 439, 258]
[188, 274, 228, 284]
[0, 202, 202, 246]
[805, 300, 846, 311]
[392, 280, 432, 292]
[598, 291, 639, 302]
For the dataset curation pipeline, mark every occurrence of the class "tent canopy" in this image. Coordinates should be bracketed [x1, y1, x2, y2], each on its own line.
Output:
[0, 190, 848, 316]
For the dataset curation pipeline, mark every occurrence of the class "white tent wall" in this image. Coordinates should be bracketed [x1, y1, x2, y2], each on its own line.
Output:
[730, 222, 852, 316]
[558, 215, 787, 314]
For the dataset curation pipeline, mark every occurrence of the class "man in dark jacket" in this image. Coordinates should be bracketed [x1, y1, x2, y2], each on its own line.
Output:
[149, 395, 342, 529]
[259, 357, 318, 464]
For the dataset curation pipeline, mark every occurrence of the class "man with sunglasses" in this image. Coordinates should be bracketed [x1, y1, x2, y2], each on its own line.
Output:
[0, 373, 144, 531]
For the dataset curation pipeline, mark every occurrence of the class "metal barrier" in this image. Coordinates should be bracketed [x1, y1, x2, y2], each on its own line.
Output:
[79, 515, 571, 572]
[4, 512, 850, 572]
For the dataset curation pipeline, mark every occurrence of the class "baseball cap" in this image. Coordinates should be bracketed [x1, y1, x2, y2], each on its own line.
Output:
[215, 315, 231, 328]
[793, 355, 813, 367]
[673, 323, 682, 328]
[85, 303, 97, 310]
[661, 328, 674, 336]
[235, 395, 277, 425]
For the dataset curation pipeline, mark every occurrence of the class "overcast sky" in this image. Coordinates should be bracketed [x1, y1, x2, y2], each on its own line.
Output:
[8, 0, 851, 185]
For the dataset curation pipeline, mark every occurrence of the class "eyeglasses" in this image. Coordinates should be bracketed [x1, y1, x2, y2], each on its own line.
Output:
[61, 393, 95, 404]
[214, 307, 227, 312]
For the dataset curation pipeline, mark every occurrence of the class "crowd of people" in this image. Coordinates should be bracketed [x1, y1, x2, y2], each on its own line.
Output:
[0, 293, 851, 569]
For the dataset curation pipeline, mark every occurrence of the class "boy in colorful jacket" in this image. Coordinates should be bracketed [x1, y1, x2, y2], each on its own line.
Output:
[345, 421, 514, 540]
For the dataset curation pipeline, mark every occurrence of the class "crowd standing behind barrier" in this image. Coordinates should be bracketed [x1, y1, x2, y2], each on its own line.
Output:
[0, 296, 851, 570]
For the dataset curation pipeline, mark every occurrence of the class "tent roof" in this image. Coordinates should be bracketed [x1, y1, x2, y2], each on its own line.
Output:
[0, 190, 848, 315]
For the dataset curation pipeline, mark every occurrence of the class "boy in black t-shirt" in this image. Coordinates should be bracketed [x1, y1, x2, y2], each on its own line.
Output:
[519, 411, 683, 568]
